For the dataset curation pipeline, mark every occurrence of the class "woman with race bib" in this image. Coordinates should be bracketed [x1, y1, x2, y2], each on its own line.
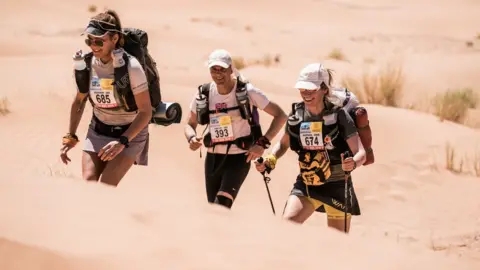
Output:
[255, 63, 367, 233]
[60, 9, 152, 186]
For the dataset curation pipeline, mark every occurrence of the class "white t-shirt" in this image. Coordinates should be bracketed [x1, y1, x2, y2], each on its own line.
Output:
[88, 52, 149, 126]
[189, 80, 270, 154]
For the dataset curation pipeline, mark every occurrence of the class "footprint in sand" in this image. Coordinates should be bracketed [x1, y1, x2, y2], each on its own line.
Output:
[390, 175, 418, 190]
[361, 195, 380, 203]
[388, 189, 407, 202]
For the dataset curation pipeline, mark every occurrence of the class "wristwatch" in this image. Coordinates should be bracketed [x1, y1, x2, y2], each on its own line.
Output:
[119, 136, 130, 148]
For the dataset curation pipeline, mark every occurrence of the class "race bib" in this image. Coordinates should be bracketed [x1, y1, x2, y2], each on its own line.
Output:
[210, 114, 234, 143]
[300, 122, 324, 150]
[89, 77, 118, 109]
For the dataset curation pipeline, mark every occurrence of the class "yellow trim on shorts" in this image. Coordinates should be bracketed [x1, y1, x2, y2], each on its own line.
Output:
[306, 197, 351, 220]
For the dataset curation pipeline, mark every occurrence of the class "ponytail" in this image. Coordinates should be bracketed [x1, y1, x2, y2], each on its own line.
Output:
[91, 9, 124, 47]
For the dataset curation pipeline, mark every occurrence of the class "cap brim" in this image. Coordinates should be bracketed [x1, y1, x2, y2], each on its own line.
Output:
[81, 26, 108, 37]
[294, 81, 320, 90]
[208, 61, 230, 68]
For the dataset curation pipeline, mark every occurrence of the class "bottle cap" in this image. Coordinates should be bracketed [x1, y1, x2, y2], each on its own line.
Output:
[73, 50, 84, 60]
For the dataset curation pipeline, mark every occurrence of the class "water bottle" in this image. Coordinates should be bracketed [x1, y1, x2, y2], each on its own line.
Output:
[196, 89, 209, 125]
[288, 103, 303, 127]
[73, 50, 86, 71]
[112, 48, 125, 68]
[235, 86, 250, 120]
[73, 50, 89, 93]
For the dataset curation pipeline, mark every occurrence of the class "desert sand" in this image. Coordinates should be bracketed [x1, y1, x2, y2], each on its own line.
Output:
[1, 0, 480, 269]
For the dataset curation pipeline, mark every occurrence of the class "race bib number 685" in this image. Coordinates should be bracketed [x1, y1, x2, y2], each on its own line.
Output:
[89, 77, 118, 109]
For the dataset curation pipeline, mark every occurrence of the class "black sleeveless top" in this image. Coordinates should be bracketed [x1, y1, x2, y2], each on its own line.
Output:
[286, 101, 358, 184]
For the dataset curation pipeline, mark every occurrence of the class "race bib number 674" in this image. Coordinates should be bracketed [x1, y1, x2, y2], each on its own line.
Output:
[300, 122, 324, 150]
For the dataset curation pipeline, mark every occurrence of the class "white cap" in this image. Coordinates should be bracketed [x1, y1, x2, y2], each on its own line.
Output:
[207, 49, 232, 68]
[294, 63, 330, 90]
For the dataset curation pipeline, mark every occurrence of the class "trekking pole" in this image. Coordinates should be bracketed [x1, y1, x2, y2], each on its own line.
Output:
[257, 157, 276, 215]
[343, 151, 353, 234]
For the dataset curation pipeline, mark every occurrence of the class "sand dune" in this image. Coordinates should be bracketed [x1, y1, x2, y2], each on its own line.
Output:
[1, 0, 480, 269]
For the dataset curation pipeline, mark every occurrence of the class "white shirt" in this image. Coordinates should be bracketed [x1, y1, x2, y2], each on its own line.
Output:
[189, 80, 270, 154]
[88, 52, 148, 126]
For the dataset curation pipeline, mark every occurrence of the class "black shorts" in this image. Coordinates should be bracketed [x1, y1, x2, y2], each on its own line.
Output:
[204, 152, 251, 203]
[290, 175, 361, 217]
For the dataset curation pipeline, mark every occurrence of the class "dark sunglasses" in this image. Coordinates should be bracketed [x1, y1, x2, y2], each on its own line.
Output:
[84, 38, 104, 47]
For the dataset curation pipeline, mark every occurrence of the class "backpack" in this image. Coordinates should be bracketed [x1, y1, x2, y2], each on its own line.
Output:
[197, 79, 263, 151]
[75, 27, 162, 112]
[286, 88, 374, 166]
[329, 87, 374, 165]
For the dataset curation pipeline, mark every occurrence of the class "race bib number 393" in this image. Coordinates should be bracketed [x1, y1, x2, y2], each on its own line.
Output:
[300, 122, 324, 150]
[89, 77, 118, 109]
[210, 115, 234, 143]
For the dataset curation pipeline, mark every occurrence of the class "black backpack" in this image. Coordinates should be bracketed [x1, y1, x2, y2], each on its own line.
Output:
[77, 27, 162, 112]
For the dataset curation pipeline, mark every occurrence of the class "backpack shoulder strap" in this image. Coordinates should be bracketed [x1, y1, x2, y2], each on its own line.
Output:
[74, 51, 93, 95]
[84, 52, 93, 70]
[292, 101, 305, 115]
[200, 83, 210, 96]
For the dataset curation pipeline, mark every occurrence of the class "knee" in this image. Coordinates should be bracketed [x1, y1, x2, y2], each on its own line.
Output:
[214, 194, 233, 209]
[82, 170, 99, 181]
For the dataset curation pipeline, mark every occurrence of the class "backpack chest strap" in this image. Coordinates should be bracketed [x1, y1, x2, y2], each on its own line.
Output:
[208, 106, 240, 114]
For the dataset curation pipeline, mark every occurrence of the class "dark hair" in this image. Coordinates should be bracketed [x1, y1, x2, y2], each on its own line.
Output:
[320, 68, 334, 92]
[91, 9, 124, 48]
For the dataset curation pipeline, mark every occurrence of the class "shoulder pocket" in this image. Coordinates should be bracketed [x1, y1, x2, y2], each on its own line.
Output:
[323, 113, 337, 125]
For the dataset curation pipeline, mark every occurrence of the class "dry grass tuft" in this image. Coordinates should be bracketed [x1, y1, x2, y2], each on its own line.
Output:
[244, 25, 253, 32]
[443, 142, 480, 177]
[474, 150, 480, 177]
[466, 41, 474, 47]
[232, 54, 281, 70]
[88, 4, 97, 13]
[327, 48, 347, 61]
[232, 56, 247, 70]
[0, 96, 10, 116]
[445, 142, 464, 174]
[341, 61, 404, 107]
[432, 88, 478, 124]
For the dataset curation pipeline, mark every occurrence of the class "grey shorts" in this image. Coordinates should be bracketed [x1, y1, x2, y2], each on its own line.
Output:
[83, 117, 149, 166]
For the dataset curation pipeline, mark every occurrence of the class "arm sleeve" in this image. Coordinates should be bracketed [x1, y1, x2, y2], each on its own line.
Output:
[338, 108, 358, 140]
[127, 56, 149, 95]
[246, 83, 270, 110]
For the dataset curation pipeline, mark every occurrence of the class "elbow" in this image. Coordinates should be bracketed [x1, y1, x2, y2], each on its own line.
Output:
[145, 108, 153, 119]
[138, 108, 153, 122]
[276, 110, 288, 123]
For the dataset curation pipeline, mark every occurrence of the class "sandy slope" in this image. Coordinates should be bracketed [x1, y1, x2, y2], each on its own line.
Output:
[1, 0, 480, 269]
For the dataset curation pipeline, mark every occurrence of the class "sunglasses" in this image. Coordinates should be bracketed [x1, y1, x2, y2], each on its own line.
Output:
[299, 88, 320, 93]
[84, 38, 105, 47]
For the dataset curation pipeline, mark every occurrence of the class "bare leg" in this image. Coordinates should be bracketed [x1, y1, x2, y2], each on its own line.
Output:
[324, 204, 352, 233]
[282, 195, 316, 224]
[327, 216, 352, 233]
[82, 151, 106, 181]
[98, 154, 136, 187]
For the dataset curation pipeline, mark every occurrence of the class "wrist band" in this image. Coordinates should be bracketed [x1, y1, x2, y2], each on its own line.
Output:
[62, 133, 79, 146]
[255, 136, 271, 149]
